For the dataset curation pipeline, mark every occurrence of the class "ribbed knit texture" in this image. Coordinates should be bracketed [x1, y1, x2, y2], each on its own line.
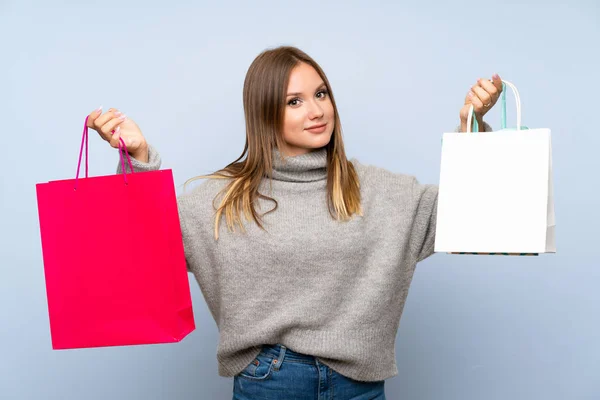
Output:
[118, 145, 440, 382]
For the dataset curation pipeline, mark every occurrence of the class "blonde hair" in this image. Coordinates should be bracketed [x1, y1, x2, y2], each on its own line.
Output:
[185, 46, 362, 240]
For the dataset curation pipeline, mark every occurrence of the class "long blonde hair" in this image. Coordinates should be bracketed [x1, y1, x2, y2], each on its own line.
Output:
[185, 46, 362, 240]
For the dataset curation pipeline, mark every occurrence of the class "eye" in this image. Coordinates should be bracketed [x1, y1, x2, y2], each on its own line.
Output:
[287, 98, 301, 107]
[316, 89, 328, 99]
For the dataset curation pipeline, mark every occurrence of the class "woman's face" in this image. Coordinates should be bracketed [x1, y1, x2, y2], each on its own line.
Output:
[280, 63, 335, 157]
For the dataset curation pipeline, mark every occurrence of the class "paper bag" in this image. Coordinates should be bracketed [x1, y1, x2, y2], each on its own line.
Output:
[36, 117, 195, 349]
[435, 80, 556, 255]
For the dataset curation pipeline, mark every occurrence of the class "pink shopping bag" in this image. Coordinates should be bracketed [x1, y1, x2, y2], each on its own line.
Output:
[35, 117, 195, 349]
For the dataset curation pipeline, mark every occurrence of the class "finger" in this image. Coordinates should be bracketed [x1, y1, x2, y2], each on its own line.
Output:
[109, 125, 122, 149]
[99, 115, 127, 142]
[468, 90, 484, 115]
[472, 85, 492, 107]
[94, 109, 124, 130]
[491, 73, 503, 94]
[478, 78, 499, 101]
[99, 114, 127, 139]
[87, 106, 103, 127]
[98, 118, 126, 143]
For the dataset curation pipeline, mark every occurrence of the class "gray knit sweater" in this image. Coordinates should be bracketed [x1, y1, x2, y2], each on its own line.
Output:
[118, 146, 439, 382]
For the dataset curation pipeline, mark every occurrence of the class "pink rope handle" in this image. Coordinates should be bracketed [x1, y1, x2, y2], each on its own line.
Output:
[74, 115, 135, 190]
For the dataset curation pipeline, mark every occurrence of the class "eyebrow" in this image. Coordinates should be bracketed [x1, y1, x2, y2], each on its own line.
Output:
[286, 82, 327, 97]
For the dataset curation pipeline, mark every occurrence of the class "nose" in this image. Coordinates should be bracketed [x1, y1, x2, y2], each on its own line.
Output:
[307, 100, 324, 120]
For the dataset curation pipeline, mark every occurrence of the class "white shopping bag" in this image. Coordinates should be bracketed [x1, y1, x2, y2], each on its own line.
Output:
[434, 80, 556, 256]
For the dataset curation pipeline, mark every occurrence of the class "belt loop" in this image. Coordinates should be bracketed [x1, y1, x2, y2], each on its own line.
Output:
[273, 344, 286, 371]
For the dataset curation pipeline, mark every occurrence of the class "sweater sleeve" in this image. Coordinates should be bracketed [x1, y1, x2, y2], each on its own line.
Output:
[116, 143, 161, 174]
[409, 180, 439, 263]
[454, 121, 493, 133]
[176, 196, 194, 273]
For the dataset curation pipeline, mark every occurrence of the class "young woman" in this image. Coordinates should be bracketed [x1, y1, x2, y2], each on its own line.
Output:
[87, 46, 502, 399]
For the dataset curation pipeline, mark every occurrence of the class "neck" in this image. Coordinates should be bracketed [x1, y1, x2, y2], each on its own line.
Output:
[269, 147, 328, 183]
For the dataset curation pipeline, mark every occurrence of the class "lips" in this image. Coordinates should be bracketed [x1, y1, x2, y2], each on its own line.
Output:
[306, 123, 327, 130]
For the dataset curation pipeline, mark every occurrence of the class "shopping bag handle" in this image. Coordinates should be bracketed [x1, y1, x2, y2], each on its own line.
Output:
[467, 79, 522, 133]
[74, 115, 135, 190]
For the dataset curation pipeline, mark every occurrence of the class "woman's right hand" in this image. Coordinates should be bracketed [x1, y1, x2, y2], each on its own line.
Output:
[86, 106, 149, 162]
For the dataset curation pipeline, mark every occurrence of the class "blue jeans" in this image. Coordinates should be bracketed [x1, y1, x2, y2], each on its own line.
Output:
[232, 344, 386, 400]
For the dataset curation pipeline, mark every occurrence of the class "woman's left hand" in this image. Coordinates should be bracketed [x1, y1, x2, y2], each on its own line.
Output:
[460, 73, 503, 132]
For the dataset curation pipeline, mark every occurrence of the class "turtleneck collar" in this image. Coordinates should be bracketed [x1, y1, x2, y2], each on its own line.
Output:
[269, 147, 328, 182]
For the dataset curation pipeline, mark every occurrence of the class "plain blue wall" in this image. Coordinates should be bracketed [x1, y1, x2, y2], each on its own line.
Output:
[2, 0, 599, 399]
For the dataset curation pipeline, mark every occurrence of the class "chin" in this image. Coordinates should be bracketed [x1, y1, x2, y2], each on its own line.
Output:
[311, 130, 333, 145]
[308, 136, 332, 150]
[284, 132, 333, 155]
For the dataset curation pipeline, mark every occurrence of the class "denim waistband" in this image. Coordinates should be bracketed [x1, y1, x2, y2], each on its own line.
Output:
[260, 344, 316, 363]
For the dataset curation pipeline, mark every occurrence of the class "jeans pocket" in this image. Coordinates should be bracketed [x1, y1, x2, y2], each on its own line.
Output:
[236, 351, 277, 381]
